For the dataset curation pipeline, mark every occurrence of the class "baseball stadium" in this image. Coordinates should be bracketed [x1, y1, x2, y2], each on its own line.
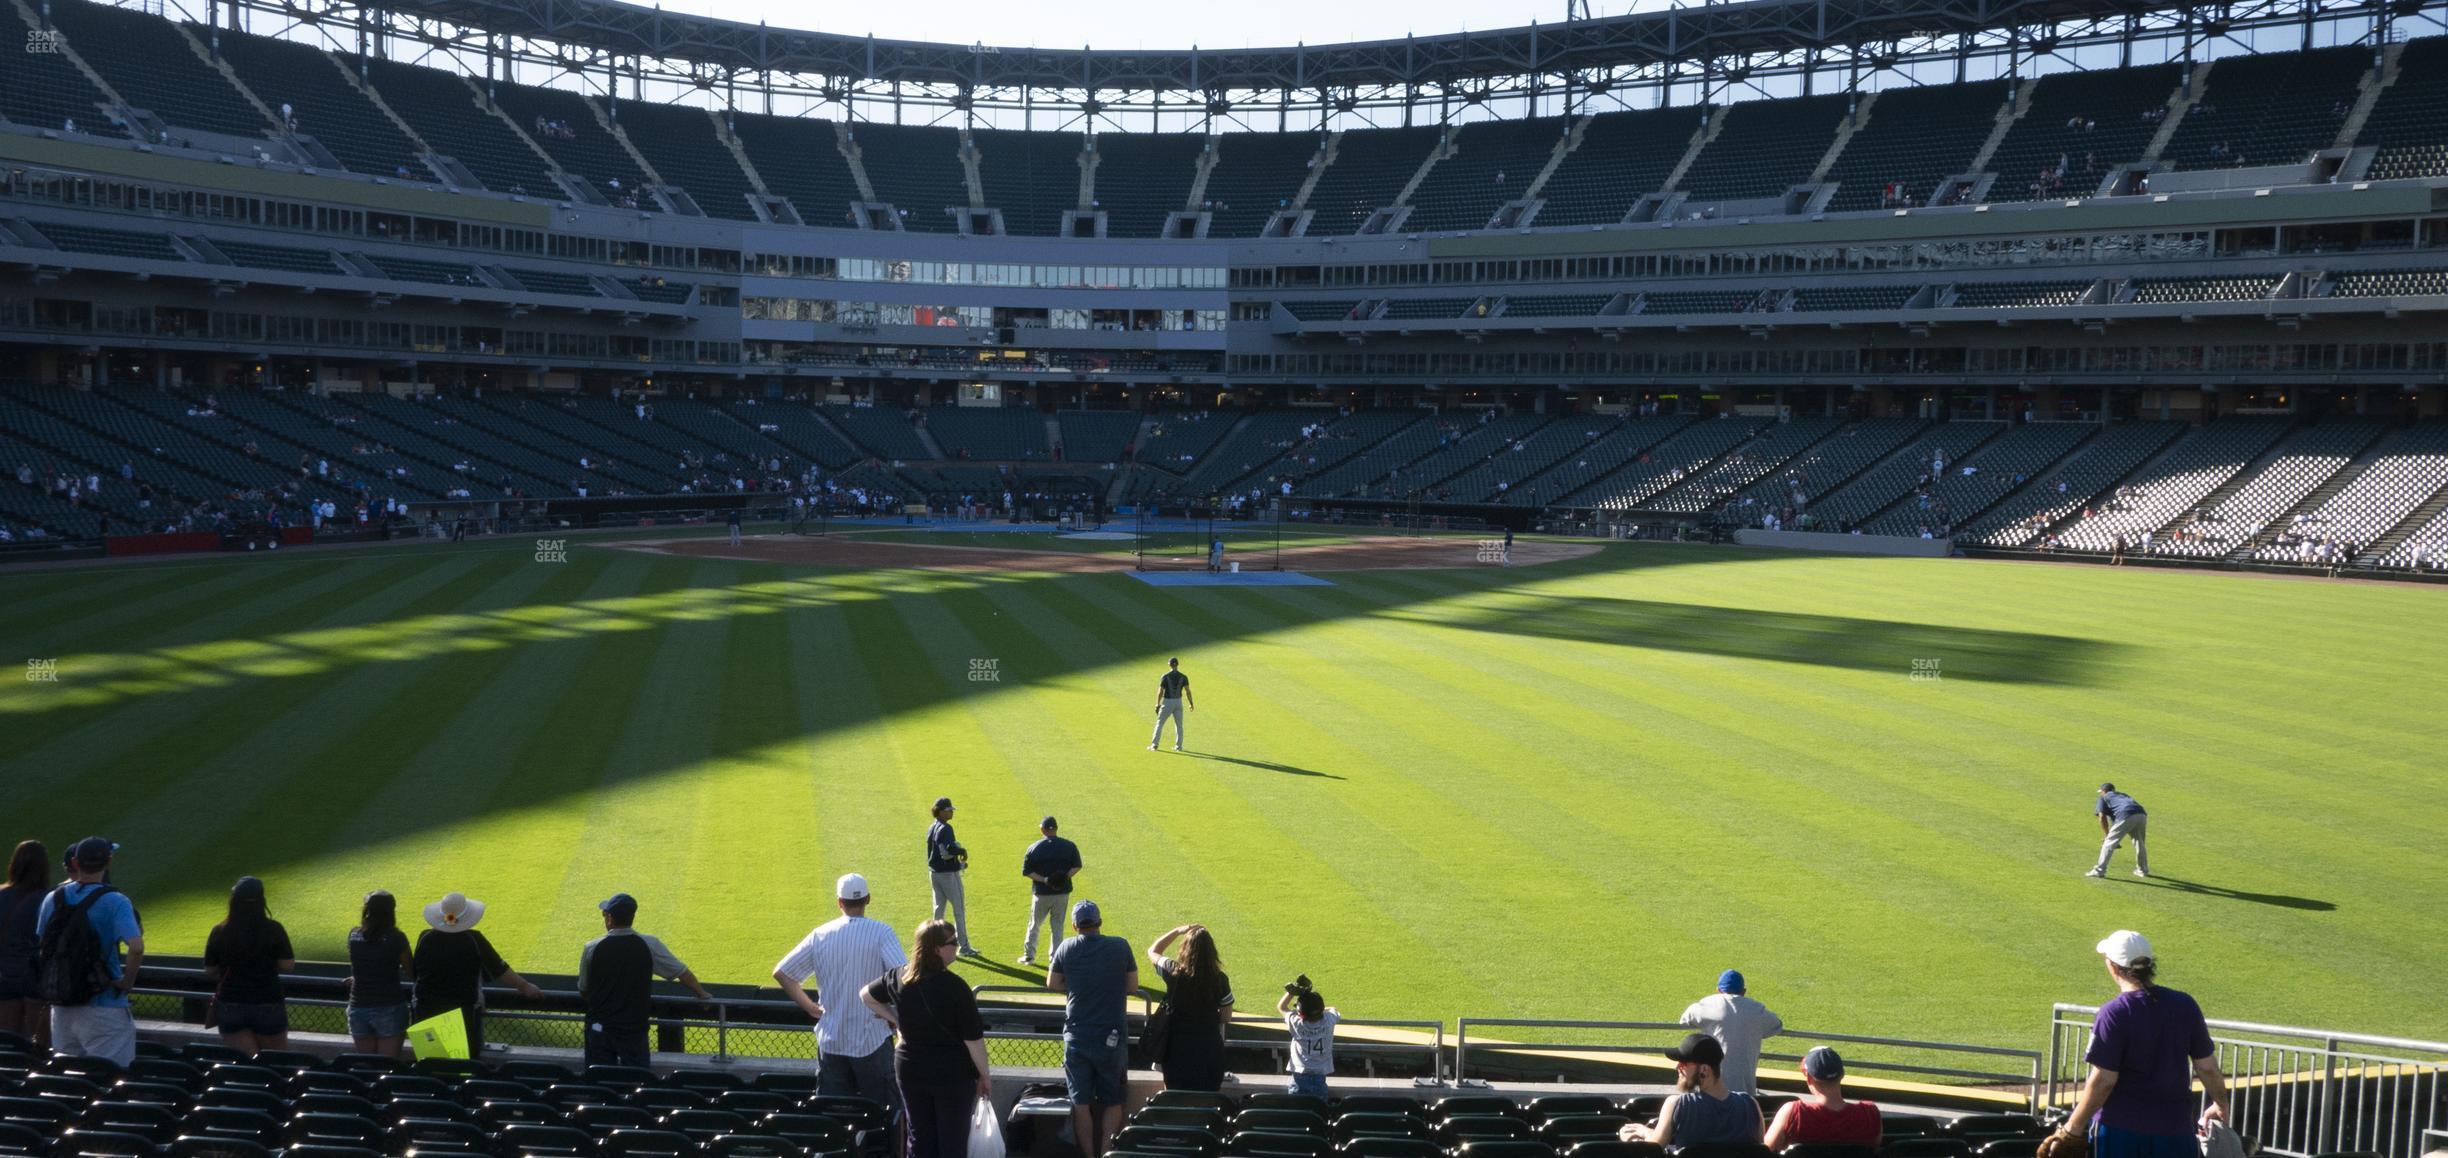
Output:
[0, 0, 2444, 1157]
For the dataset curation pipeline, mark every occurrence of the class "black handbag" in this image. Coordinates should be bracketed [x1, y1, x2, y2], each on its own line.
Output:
[1137, 1000, 1174, 1068]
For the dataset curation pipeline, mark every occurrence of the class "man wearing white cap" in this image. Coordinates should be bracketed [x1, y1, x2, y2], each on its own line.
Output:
[774, 874, 908, 1117]
[2055, 931, 2229, 1158]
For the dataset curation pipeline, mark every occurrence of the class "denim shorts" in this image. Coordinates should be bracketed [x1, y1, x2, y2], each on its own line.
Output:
[214, 1001, 288, 1036]
[1062, 1037, 1130, 1106]
[347, 1003, 409, 1038]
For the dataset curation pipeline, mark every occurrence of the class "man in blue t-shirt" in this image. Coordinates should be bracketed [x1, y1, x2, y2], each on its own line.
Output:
[35, 837, 144, 1066]
[2088, 783, 2151, 879]
[1048, 901, 1136, 1157]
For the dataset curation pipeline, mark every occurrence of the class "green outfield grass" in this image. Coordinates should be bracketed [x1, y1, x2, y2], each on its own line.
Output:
[3, 534, 2444, 1053]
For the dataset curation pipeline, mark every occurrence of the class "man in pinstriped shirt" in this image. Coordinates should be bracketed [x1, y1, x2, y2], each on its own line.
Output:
[773, 873, 908, 1120]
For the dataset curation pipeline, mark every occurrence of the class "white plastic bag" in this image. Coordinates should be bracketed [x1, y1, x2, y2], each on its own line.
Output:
[967, 1096, 1005, 1158]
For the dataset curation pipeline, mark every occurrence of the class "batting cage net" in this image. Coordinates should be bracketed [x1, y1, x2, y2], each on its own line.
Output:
[1133, 503, 1285, 572]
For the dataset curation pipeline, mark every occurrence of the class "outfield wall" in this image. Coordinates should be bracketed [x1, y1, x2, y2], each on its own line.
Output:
[1735, 530, 1954, 557]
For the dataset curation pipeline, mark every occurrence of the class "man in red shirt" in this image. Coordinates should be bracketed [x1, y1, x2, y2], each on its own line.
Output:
[1765, 1047, 1882, 1149]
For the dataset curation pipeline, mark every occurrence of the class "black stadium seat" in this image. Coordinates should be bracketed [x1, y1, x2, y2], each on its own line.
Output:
[757, 1113, 852, 1155]
[0, 1121, 43, 1156]
[1110, 1124, 1222, 1157]
[292, 1071, 373, 1098]
[1343, 1137, 1445, 1158]
[53, 1127, 160, 1157]
[601, 1128, 700, 1158]
[1235, 1108, 1328, 1136]
[1441, 1116, 1532, 1142]
[1944, 1117, 2046, 1141]
[480, 1100, 568, 1128]
[1151, 1091, 1237, 1113]
[715, 1092, 790, 1117]
[1526, 1097, 1615, 1123]
[42, 1057, 123, 1084]
[1882, 1117, 1938, 1138]
[706, 1136, 798, 1158]
[77, 1101, 178, 1141]
[500, 1123, 600, 1155]
[747, 1075, 817, 1096]
[285, 1146, 384, 1158]
[1243, 1094, 1330, 1117]
[1432, 1096, 1521, 1122]
[109, 1082, 191, 1108]
[198, 1088, 284, 1115]
[1227, 1132, 1332, 1158]
[628, 1089, 706, 1112]
[1883, 1140, 1975, 1158]
[290, 1111, 386, 1148]
[1539, 1115, 1628, 1143]
[167, 1136, 270, 1158]
[187, 1105, 282, 1147]
[1673, 1144, 1772, 1158]
[1328, 1096, 1419, 1118]
[664, 1109, 751, 1142]
[1135, 1106, 1229, 1132]
[1336, 1113, 1429, 1141]
[393, 1117, 493, 1152]
[1783, 1145, 1880, 1158]
[1459, 1141, 1559, 1158]
[1976, 1141, 2041, 1158]
[575, 1105, 658, 1135]
[387, 1098, 476, 1126]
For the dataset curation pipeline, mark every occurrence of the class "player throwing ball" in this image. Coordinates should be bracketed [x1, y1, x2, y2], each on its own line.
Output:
[1149, 657, 1193, 751]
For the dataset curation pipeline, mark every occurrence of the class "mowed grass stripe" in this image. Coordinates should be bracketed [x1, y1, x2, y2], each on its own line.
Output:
[274, 553, 688, 969]
[413, 555, 710, 972]
[122, 551, 599, 948]
[1071, 576, 1624, 1015]
[3, 553, 493, 801]
[521, 560, 768, 963]
[938, 572, 1419, 988]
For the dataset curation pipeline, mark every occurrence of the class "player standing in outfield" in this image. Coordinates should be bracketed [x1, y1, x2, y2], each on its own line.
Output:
[2089, 783, 2151, 879]
[1503, 526, 1514, 566]
[1149, 657, 1193, 752]
[925, 798, 978, 957]
[1207, 537, 1224, 573]
[727, 507, 744, 546]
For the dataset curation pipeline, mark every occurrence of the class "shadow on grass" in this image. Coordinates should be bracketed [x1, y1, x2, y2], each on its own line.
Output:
[1398, 590, 2118, 685]
[2127, 876, 2337, 912]
[1177, 751, 1344, 780]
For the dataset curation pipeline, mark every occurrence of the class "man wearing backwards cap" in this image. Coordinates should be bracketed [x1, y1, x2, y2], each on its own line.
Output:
[774, 873, 908, 1119]
[1766, 1047, 1883, 1149]
[1622, 1032, 1765, 1150]
[2056, 931, 2230, 1158]
[1680, 968, 1784, 1095]
[579, 893, 713, 1068]
[1048, 900, 1136, 1157]
[35, 838, 142, 1066]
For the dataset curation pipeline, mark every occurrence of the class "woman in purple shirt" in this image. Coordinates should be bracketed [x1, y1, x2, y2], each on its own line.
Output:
[2056, 931, 2231, 1158]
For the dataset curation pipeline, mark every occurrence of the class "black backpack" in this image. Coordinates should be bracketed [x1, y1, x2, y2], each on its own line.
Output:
[35, 884, 119, 1006]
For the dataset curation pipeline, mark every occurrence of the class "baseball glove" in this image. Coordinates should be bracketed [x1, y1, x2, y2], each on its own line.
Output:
[2038, 1131, 2090, 1158]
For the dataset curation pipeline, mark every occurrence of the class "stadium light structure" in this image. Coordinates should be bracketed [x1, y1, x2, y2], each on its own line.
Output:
[135, 0, 2446, 130]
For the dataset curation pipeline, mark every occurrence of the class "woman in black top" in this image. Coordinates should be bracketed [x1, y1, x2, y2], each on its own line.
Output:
[863, 919, 989, 1158]
[0, 841, 49, 1048]
[346, 891, 416, 1058]
[1146, 923, 1234, 1091]
[202, 876, 295, 1056]
[411, 892, 542, 1055]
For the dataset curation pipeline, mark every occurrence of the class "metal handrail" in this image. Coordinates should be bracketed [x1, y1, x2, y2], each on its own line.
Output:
[1458, 1017, 2041, 1106]
[2046, 1003, 2448, 1158]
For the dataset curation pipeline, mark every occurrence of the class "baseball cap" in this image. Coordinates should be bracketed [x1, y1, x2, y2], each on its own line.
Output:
[934, 797, 955, 811]
[68, 837, 117, 870]
[1802, 1046, 1845, 1080]
[1665, 1032, 1726, 1067]
[1718, 969, 1746, 994]
[599, 892, 638, 919]
[2099, 782, 2117, 792]
[1040, 815, 1059, 830]
[230, 876, 265, 901]
[1071, 900, 1101, 927]
[2096, 930, 2153, 967]
[836, 874, 870, 901]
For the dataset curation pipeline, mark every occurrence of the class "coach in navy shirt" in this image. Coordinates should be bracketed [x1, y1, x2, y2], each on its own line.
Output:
[1018, 817, 1081, 966]
[2088, 783, 2150, 879]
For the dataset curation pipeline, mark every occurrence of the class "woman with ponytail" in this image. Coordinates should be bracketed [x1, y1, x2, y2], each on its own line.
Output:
[864, 919, 990, 1158]
[2056, 931, 2231, 1158]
